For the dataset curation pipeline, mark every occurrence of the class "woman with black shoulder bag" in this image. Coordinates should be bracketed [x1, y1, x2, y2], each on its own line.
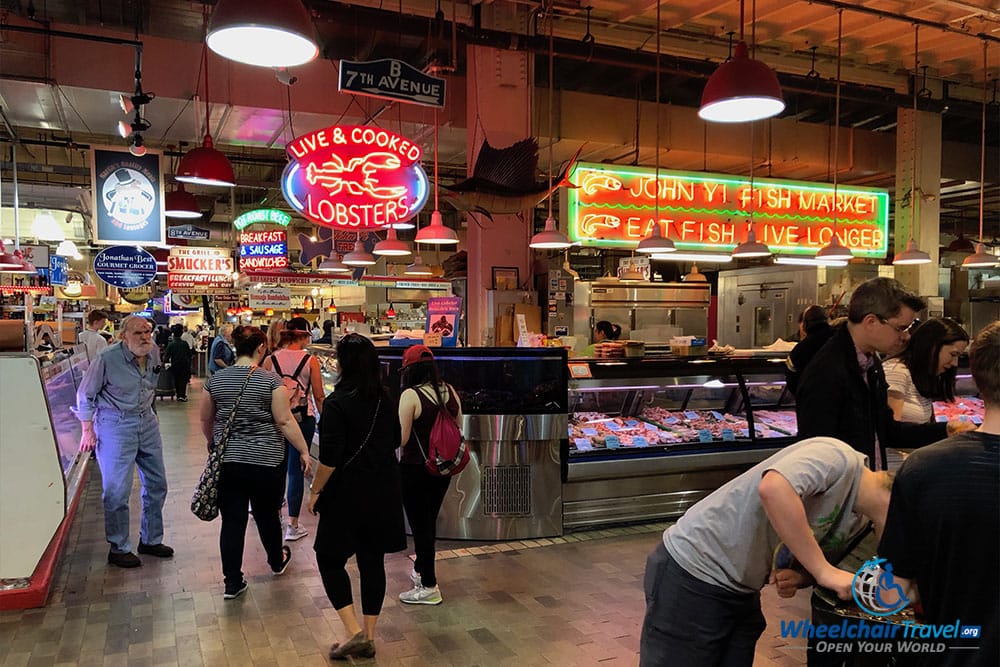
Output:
[307, 333, 405, 661]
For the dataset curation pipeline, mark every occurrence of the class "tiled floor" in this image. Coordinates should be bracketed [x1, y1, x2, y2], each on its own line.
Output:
[1, 379, 811, 666]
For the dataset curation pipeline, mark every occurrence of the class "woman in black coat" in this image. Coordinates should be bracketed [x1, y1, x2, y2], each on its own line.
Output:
[307, 333, 405, 661]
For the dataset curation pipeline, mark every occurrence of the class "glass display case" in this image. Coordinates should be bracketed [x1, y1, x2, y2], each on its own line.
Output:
[564, 356, 796, 529]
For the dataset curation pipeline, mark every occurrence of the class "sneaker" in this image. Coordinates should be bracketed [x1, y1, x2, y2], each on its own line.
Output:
[272, 546, 292, 576]
[177, 397, 188, 402]
[284, 524, 309, 541]
[409, 568, 421, 587]
[107, 550, 141, 568]
[399, 584, 442, 605]
[223, 580, 248, 600]
[137, 542, 174, 558]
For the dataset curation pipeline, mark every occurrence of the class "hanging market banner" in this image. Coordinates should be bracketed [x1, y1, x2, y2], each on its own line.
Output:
[90, 147, 165, 246]
[234, 208, 292, 231]
[49, 255, 68, 286]
[565, 162, 890, 258]
[249, 286, 291, 310]
[167, 246, 234, 293]
[239, 230, 289, 271]
[93, 245, 157, 288]
[281, 125, 429, 230]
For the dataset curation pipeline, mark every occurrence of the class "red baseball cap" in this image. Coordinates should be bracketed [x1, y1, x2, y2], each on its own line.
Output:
[401, 344, 435, 368]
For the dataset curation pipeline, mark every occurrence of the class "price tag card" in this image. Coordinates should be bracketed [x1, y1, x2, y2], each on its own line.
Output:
[663, 416, 678, 425]
[935, 414, 949, 423]
[568, 362, 593, 379]
[711, 411, 725, 421]
[684, 411, 701, 421]
[644, 422, 660, 431]
[573, 437, 593, 451]
[971, 415, 983, 425]
[605, 435, 621, 449]
[721, 428, 736, 441]
[625, 419, 640, 428]
[423, 333, 443, 347]
[582, 428, 599, 437]
[697, 429, 713, 443]
[605, 422, 621, 431]
[632, 436, 649, 448]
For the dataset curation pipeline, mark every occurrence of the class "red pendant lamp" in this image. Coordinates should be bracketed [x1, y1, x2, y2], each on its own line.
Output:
[164, 183, 202, 218]
[177, 42, 235, 188]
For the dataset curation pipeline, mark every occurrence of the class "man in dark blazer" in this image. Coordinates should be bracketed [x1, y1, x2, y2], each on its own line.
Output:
[796, 277, 954, 471]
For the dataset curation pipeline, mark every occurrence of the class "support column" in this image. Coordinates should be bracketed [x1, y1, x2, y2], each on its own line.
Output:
[894, 108, 941, 297]
[463, 5, 534, 346]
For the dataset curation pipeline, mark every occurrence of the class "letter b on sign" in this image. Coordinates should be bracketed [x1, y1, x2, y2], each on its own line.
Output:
[390, 61, 402, 77]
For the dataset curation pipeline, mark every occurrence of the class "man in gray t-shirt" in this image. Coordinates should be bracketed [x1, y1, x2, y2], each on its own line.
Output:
[640, 438, 893, 667]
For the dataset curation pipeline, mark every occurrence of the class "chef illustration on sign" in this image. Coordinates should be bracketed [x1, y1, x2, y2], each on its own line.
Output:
[102, 167, 156, 230]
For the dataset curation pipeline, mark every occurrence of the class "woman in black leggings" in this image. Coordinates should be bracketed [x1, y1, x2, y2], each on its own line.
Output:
[397, 344, 462, 605]
[307, 334, 405, 661]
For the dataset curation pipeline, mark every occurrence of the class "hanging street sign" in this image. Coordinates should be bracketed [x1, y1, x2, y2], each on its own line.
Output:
[167, 224, 211, 241]
[565, 162, 890, 258]
[281, 125, 429, 230]
[90, 147, 165, 246]
[338, 59, 446, 108]
[92, 245, 157, 288]
[234, 208, 292, 231]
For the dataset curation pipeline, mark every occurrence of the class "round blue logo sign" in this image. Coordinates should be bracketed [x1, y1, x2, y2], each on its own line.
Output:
[93, 245, 157, 288]
[852, 557, 910, 617]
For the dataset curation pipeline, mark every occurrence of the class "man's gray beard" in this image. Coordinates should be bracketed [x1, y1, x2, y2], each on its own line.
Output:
[127, 341, 155, 357]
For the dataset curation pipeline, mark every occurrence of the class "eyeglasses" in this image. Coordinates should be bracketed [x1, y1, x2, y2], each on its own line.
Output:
[129, 328, 154, 335]
[877, 316, 919, 335]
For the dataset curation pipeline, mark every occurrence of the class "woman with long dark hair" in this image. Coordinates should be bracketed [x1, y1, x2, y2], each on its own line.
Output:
[884, 317, 970, 423]
[200, 326, 312, 600]
[307, 334, 405, 660]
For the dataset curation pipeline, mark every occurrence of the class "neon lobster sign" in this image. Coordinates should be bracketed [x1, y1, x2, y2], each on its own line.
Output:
[281, 125, 429, 229]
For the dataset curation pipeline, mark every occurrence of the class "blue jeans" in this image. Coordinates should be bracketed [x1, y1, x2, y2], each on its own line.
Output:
[286, 414, 316, 518]
[640, 543, 765, 667]
[93, 410, 167, 553]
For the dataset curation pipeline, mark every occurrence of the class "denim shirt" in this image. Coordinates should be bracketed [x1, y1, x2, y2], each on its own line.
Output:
[76, 342, 160, 421]
[208, 335, 234, 372]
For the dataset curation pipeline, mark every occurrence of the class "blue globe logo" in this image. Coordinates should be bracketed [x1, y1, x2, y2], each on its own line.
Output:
[852, 557, 910, 617]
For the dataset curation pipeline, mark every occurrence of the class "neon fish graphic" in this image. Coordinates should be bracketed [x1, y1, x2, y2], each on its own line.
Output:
[580, 213, 621, 236]
[579, 171, 623, 196]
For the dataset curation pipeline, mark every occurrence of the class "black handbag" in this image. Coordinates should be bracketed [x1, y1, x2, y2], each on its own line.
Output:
[190, 367, 256, 521]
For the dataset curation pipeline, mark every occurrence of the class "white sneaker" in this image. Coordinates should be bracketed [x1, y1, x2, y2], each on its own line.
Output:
[409, 568, 421, 587]
[399, 584, 442, 605]
[284, 524, 309, 541]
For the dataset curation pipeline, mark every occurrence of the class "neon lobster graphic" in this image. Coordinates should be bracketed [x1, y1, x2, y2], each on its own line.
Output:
[305, 152, 408, 199]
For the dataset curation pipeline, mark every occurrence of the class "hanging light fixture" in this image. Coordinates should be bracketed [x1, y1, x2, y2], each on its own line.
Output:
[207, 0, 319, 69]
[177, 26, 236, 188]
[815, 10, 855, 265]
[316, 254, 351, 273]
[386, 304, 397, 319]
[404, 253, 434, 276]
[529, 17, 571, 250]
[964, 42, 1000, 269]
[373, 226, 412, 256]
[731, 131, 771, 259]
[415, 110, 460, 245]
[0, 241, 22, 270]
[31, 211, 65, 242]
[343, 233, 376, 266]
[55, 240, 79, 257]
[699, 0, 785, 123]
[638, 3, 676, 255]
[893, 25, 932, 266]
[620, 262, 646, 282]
[682, 263, 708, 282]
[164, 184, 202, 218]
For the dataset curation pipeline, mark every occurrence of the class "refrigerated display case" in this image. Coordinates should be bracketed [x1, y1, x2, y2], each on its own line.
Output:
[311, 346, 569, 540]
[564, 356, 797, 529]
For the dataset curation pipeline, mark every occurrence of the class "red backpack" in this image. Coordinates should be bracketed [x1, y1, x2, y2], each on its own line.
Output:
[414, 384, 470, 477]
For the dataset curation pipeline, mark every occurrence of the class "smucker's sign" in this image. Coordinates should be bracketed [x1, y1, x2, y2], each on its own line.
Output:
[281, 125, 429, 230]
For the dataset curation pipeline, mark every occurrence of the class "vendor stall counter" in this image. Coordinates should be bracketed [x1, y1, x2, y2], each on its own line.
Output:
[0, 350, 89, 609]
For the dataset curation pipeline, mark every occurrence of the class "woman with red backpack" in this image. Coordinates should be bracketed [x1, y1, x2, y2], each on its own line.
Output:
[397, 344, 463, 605]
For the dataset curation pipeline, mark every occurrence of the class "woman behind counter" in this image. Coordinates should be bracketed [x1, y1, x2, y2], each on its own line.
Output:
[307, 333, 405, 661]
[579, 320, 622, 357]
[199, 326, 312, 600]
[883, 317, 970, 424]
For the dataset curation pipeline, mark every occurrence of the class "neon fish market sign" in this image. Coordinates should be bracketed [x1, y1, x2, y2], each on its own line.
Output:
[281, 125, 429, 230]
[566, 162, 890, 258]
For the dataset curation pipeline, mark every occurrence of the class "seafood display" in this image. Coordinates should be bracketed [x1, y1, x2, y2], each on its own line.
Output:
[933, 397, 985, 424]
